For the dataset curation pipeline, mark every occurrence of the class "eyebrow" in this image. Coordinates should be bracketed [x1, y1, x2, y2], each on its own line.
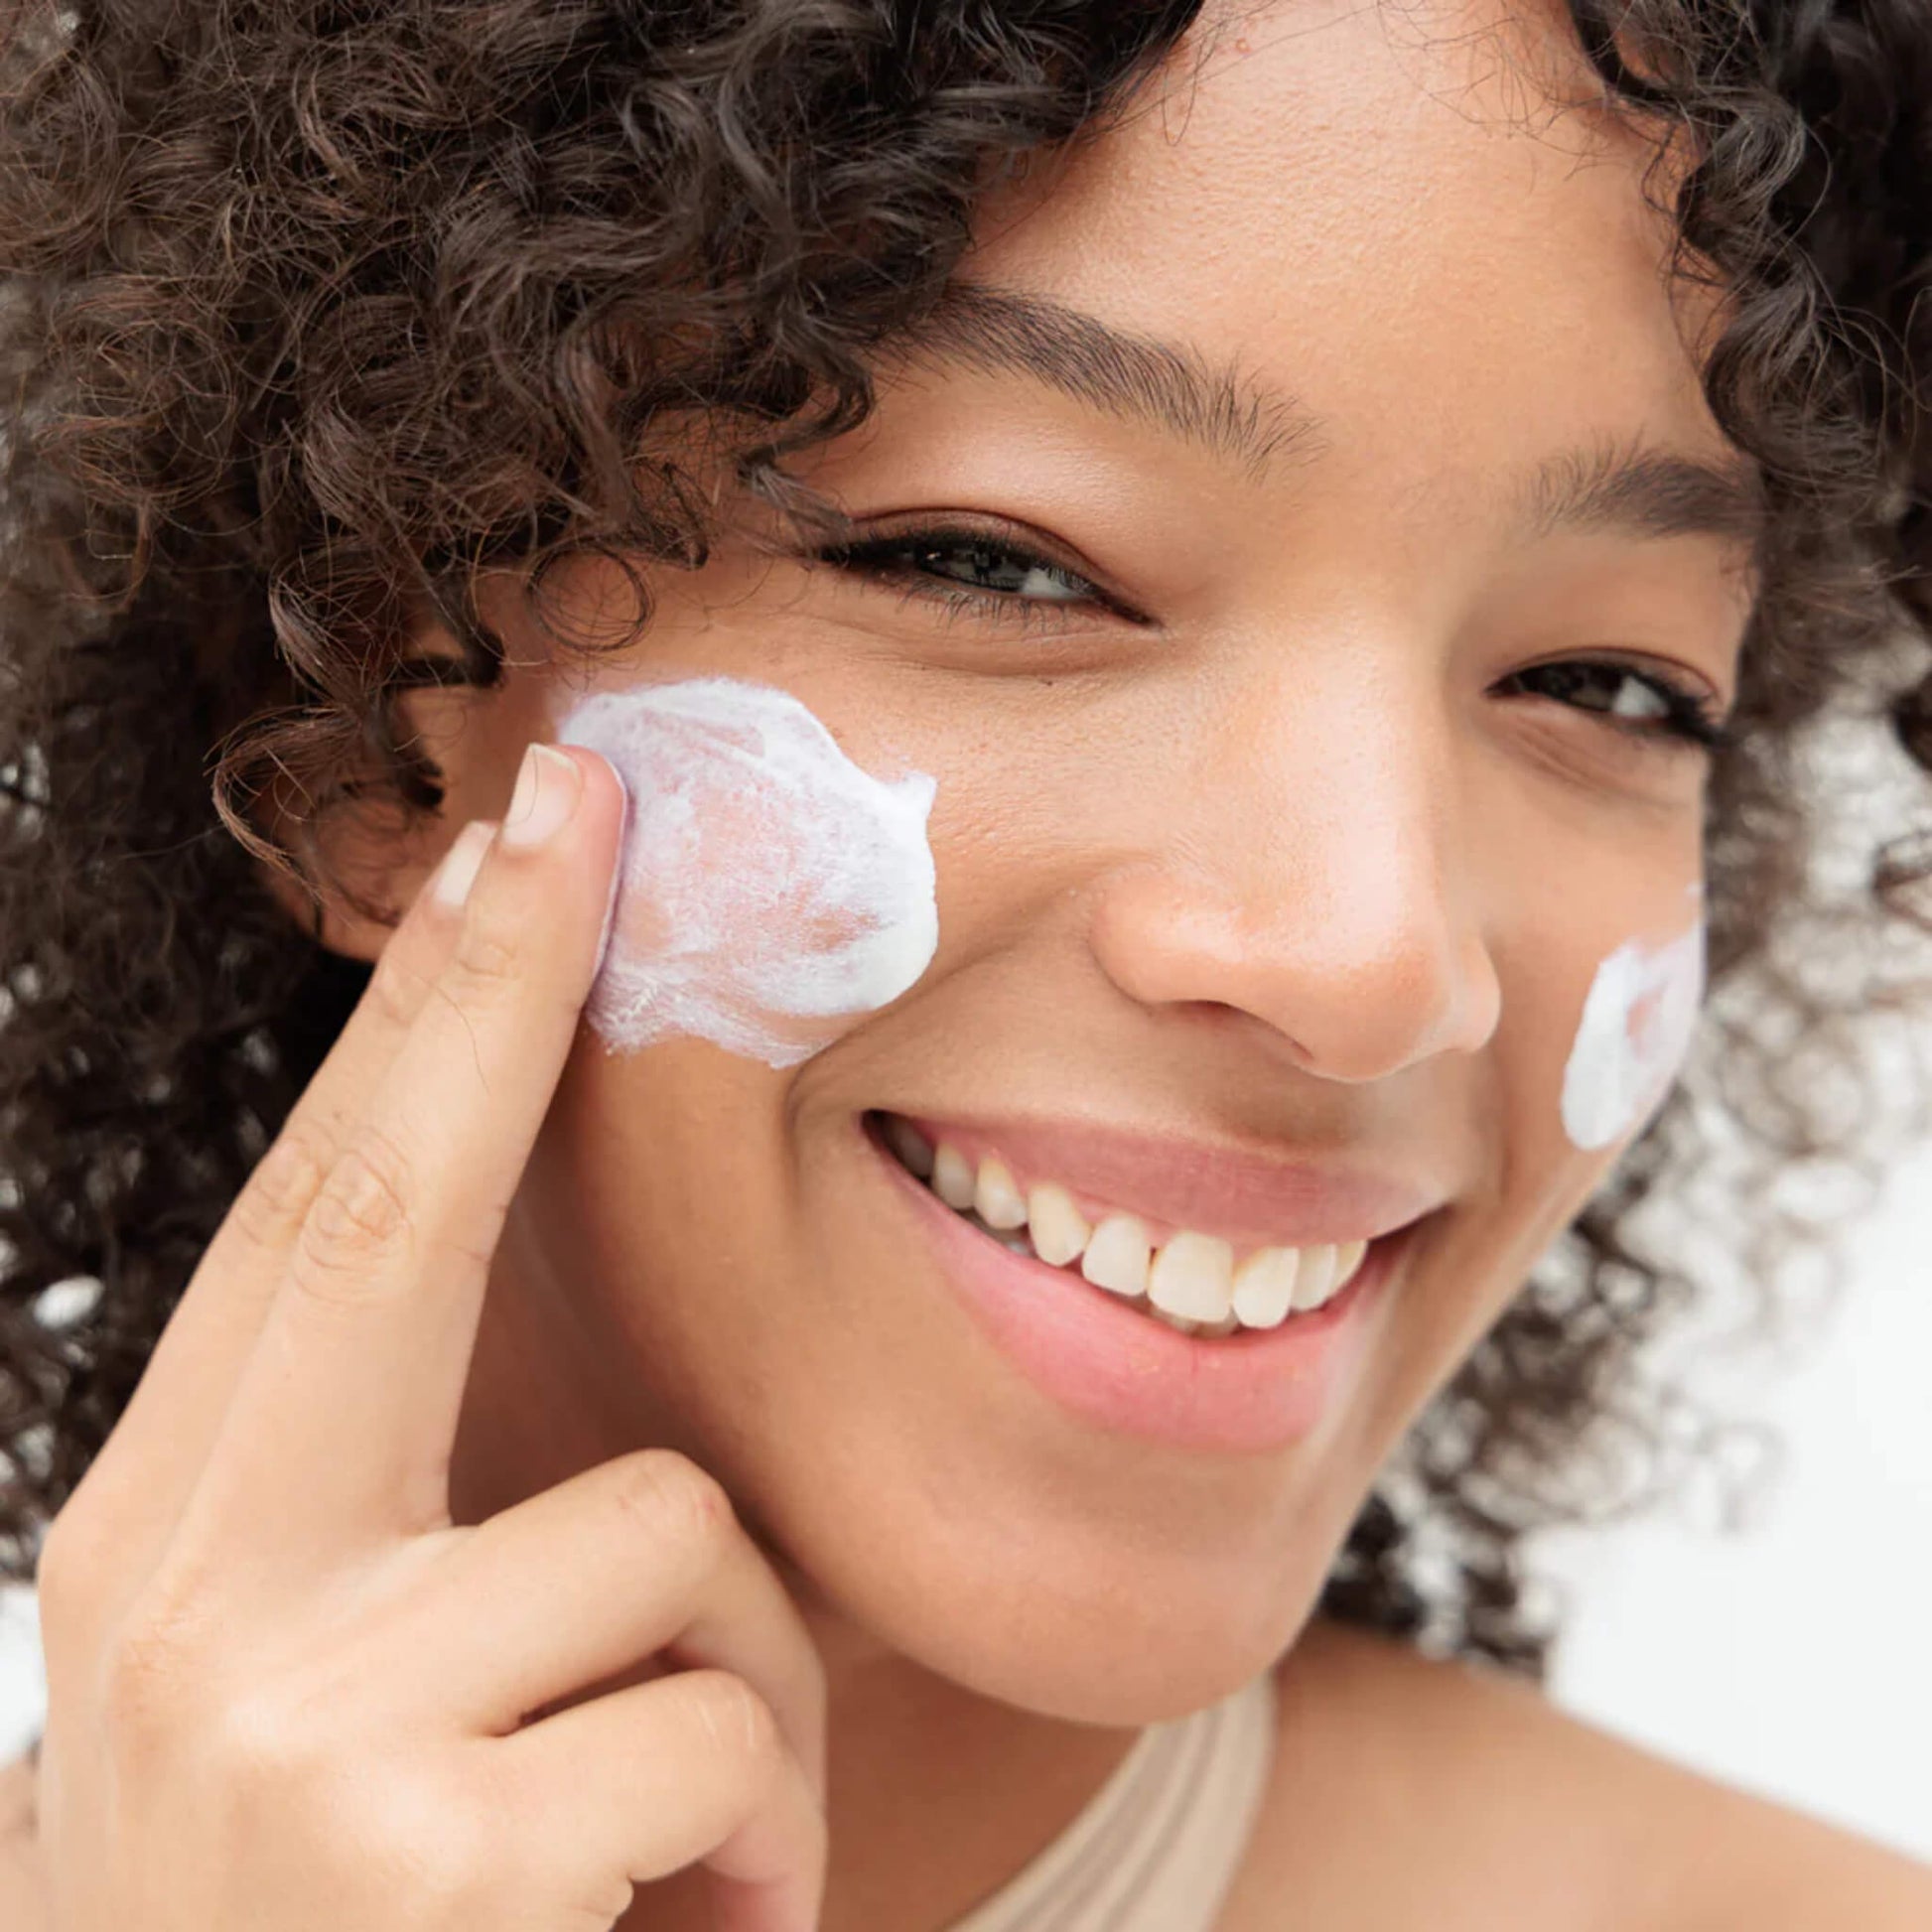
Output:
[1517, 439, 1768, 553]
[879, 282, 1768, 556]
[885, 281, 1323, 483]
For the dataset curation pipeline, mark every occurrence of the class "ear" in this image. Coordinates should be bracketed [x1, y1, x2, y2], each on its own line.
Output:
[253, 661, 556, 967]
[253, 795, 456, 966]
[250, 569, 582, 961]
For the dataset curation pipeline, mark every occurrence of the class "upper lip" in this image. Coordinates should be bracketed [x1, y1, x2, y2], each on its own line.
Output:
[894, 1111, 1450, 1250]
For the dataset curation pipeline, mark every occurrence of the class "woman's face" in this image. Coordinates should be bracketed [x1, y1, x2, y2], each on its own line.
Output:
[382, 0, 1755, 1721]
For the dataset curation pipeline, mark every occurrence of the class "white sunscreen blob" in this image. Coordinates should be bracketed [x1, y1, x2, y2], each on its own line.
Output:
[555, 677, 939, 1068]
[1560, 903, 1707, 1152]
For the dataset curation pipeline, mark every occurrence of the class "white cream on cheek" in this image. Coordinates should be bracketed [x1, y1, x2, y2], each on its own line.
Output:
[1560, 888, 1708, 1152]
[554, 677, 939, 1069]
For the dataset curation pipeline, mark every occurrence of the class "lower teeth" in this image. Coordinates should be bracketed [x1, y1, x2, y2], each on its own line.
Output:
[959, 1208, 1035, 1258]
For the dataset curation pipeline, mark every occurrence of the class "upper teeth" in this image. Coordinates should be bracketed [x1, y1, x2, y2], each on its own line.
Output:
[888, 1118, 1370, 1336]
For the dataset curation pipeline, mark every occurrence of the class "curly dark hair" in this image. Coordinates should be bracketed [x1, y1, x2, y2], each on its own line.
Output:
[1, 0, 1929, 1699]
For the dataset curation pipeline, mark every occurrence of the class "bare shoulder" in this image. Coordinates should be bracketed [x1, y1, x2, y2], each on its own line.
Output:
[0, 1751, 49, 1927]
[1216, 1618, 1932, 1932]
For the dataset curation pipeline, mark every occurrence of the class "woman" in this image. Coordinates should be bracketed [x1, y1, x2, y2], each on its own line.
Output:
[1, 0, 1929, 1924]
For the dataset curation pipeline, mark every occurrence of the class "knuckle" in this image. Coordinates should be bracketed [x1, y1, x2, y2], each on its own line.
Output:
[612, 1449, 735, 1560]
[444, 914, 524, 1002]
[294, 1132, 416, 1288]
[691, 1671, 782, 1776]
[337, 1766, 496, 1910]
[99, 1608, 209, 1744]
[232, 1123, 334, 1243]
[94, 1583, 496, 1902]
[363, 940, 433, 1032]
[208, 1694, 457, 1892]
[33, 1505, 107, 1629]
[395, 1825, 497, 1915]
[203, 1681, 317, 1785]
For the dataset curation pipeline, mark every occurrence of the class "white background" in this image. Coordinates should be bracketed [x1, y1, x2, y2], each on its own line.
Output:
[1533, 1131, 1932, 1862]
[2, 1138, 1928, 1860]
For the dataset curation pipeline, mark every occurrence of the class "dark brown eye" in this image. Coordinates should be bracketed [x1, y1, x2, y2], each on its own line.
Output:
[1499, 659, 1730, 752]
[815, 521, 1128, 633]
[869, 533, 1097, 599]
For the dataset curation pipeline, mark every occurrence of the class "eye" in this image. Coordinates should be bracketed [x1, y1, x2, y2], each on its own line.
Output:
[816, 525, 1734, 755]
[1497, 658, 1732, 753]
[812, 523, 1131, 631]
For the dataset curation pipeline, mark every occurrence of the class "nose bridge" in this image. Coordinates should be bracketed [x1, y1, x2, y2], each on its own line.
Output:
[1254, 666, 1450, 950]
[1095, 639, 1502, 1081]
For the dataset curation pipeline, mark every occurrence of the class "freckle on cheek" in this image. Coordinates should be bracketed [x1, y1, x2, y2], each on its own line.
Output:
[556, 677, 939, 1068]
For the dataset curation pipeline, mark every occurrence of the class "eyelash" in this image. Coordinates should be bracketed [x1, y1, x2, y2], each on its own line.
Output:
[817, 525, 1735, 755]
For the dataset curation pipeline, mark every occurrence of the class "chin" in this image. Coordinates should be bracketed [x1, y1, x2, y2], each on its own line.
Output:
[542, 1053, 1450, 1723]
[739, 1390, 1360, 1726]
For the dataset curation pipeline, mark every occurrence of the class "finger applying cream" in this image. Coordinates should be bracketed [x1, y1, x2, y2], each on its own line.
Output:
[554, 677, 939, 1068]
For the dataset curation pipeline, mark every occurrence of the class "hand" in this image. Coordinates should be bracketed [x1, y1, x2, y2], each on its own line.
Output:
[28, 743, 829, 1932]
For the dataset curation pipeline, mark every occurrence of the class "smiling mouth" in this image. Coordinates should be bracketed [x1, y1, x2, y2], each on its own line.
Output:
[869, 1110, 1385, 1339]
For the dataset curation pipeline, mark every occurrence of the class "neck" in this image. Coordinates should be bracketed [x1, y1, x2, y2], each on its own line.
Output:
[448, 1225, 1144, 1932]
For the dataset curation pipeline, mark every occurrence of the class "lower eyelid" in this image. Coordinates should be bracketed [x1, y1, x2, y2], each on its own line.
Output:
[893, 576, 1095, 631]
[1500, 690, 1718, 761]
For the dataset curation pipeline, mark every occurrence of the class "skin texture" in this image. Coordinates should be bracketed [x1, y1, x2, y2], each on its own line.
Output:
[362, 1, 1729, 1921]
[87, 0, 1895, 1926]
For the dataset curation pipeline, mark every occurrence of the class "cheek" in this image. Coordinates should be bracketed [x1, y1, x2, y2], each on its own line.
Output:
[1560, 908, 1707, 1152]
[553, 676, 939, 1068]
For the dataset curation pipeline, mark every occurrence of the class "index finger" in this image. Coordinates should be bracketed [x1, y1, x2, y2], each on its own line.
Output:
[175, 743, 628, 1573]
[62, 818, 499, 1588]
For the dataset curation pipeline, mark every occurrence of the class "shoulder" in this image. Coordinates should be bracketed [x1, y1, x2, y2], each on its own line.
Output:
[1221, 1618, 1932, 1932]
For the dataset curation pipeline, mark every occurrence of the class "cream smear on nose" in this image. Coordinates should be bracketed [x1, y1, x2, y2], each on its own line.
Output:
[555, 677, 938, 1068]
[1560, 886, 1707, 1152]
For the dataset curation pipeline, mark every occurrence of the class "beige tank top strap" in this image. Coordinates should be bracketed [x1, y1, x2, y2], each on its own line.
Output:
[946, 1668, 1280, 1932]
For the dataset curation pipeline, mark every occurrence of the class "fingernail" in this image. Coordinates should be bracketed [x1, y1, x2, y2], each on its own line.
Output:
[501, 743, 583, 851]
[430, 819, 496, 910]
[591, 768, 630, 980]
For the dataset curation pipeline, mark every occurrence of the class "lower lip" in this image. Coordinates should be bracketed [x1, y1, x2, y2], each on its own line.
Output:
[866, 1119, 1416, 1455]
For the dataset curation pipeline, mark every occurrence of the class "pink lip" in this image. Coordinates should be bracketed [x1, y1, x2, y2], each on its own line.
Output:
[868, 1118, 1430, 1454]
[900, 1111, 1445, 1250]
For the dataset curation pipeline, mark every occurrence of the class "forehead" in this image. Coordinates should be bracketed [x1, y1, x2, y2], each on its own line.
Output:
[959, 0, 1726, 499]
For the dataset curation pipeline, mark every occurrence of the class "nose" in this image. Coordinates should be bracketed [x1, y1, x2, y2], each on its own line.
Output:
[1087, 670, 1503, 1084]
